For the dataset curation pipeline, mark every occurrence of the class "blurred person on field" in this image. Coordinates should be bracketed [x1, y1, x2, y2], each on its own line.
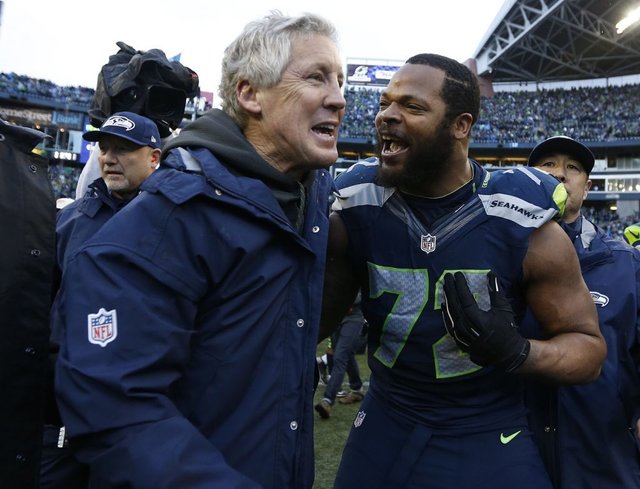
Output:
[315, 292, 366, 419]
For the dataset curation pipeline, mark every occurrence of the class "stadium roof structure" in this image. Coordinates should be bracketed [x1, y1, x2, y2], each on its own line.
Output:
[473, 0, 640, 82]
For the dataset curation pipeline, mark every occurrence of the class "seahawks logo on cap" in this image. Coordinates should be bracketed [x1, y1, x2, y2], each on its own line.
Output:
[102, 115, 135, 131]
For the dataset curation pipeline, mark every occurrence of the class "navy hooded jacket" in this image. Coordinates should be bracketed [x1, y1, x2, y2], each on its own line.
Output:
[524, 216, 640, 489]
[54, 110, 332, 489]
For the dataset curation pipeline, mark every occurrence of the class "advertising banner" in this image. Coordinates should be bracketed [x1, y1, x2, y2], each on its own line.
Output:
[346, 60, 402, 87]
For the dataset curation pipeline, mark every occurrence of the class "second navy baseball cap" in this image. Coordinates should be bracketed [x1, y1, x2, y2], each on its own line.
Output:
[528, 136, 595, 174]
[83, 111, 161, 149]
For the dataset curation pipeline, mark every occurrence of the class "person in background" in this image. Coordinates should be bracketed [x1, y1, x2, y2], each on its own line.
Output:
[40, 111, 161, 489]
[55, 112, 161, 271]
[53, 11, 345, 489]
[76, 41, 196, 200]
[315, 292, 366, 419]
[525, 135, 640, 489]
[320, 53, 605, 489]
[0, 120, 55, 489]
[74, 147, 102, 200]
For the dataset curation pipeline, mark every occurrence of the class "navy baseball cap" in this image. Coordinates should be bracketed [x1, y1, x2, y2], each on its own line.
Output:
[83, 112, 161, 149]
[528, 136, 595, 174]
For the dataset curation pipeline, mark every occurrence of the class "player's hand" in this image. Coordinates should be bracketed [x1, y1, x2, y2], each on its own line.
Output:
[441, 271, 530, 372]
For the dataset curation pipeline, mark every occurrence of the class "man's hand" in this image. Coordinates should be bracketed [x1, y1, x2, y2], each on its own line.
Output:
[441, 271, 530, 372]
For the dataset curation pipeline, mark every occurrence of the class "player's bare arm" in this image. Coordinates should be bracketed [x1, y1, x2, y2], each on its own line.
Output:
[319, 212, 360, 342]
[520, 219, 606, 383]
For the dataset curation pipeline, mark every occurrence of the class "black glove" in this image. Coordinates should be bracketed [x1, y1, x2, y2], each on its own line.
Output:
[441, 271, 530, 372]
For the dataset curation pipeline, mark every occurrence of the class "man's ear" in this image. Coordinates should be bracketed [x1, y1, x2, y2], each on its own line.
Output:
[236, 80, 261, 115]
[150, 148, 162, 168]
[452, 113, 474, 139]
[583, 178, 593, 200]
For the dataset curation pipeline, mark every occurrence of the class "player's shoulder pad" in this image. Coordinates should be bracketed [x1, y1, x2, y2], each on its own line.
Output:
[480, 166, 567, 219]
[334, 157, 379, 190]
[332, 158, 395, 212]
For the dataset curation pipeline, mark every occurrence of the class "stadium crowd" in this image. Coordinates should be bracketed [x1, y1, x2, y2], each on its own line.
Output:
[340, 83, 640, 144]
[582, 206, 640, 242]
[0, 72, 93, 107]
[4, 72, 640, 145]
[3, 72, 640, 243]
[476, 84, 640, 143]
[48, 163, 83, 199]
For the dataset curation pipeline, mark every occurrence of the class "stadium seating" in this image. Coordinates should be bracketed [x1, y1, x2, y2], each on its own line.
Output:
[2, 72, 640, 242]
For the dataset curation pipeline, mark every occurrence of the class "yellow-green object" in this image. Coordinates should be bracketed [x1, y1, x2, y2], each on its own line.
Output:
[623, 224, 640, 247]
[552, 183, 568, 218]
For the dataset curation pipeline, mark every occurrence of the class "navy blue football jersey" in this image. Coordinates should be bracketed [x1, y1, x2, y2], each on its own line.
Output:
[333, 158, 567, 432]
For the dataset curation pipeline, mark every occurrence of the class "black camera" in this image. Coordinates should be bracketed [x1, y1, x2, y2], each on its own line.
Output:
[90, 42, 199, 138]
[102, 85, 188, 136]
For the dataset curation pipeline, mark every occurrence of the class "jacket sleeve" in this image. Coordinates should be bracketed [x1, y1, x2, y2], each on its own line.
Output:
[634, 253, 640, 429]
[54, 243, 261, 489]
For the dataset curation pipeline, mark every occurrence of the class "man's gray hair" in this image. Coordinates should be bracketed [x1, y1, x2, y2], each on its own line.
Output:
[219, 11, 339, 128]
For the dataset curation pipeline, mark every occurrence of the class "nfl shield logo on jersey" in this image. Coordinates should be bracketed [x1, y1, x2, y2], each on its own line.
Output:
[88, 308, 118, 347]
[420, 234, 437, 254]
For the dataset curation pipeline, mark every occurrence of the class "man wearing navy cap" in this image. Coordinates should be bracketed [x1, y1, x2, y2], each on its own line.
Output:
[40, 111, 161, 488]
[526, 136, 640, 489]
[55, 111, 161, 269]
[81, 111, 161, 201]
[527, 135, 595, 223]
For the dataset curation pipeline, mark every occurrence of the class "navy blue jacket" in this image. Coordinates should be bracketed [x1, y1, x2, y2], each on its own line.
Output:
[53, 145, 332, 488]
[56, 178, 130, 274]
[524, 217, 640, 489]
[48, 178, 131, 422]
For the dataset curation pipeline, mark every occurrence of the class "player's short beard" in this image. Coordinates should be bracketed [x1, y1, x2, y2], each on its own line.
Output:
[376, 119, 455, 193]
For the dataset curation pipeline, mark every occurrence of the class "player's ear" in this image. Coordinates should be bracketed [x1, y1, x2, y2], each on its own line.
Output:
[452, 112, 473, 139]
